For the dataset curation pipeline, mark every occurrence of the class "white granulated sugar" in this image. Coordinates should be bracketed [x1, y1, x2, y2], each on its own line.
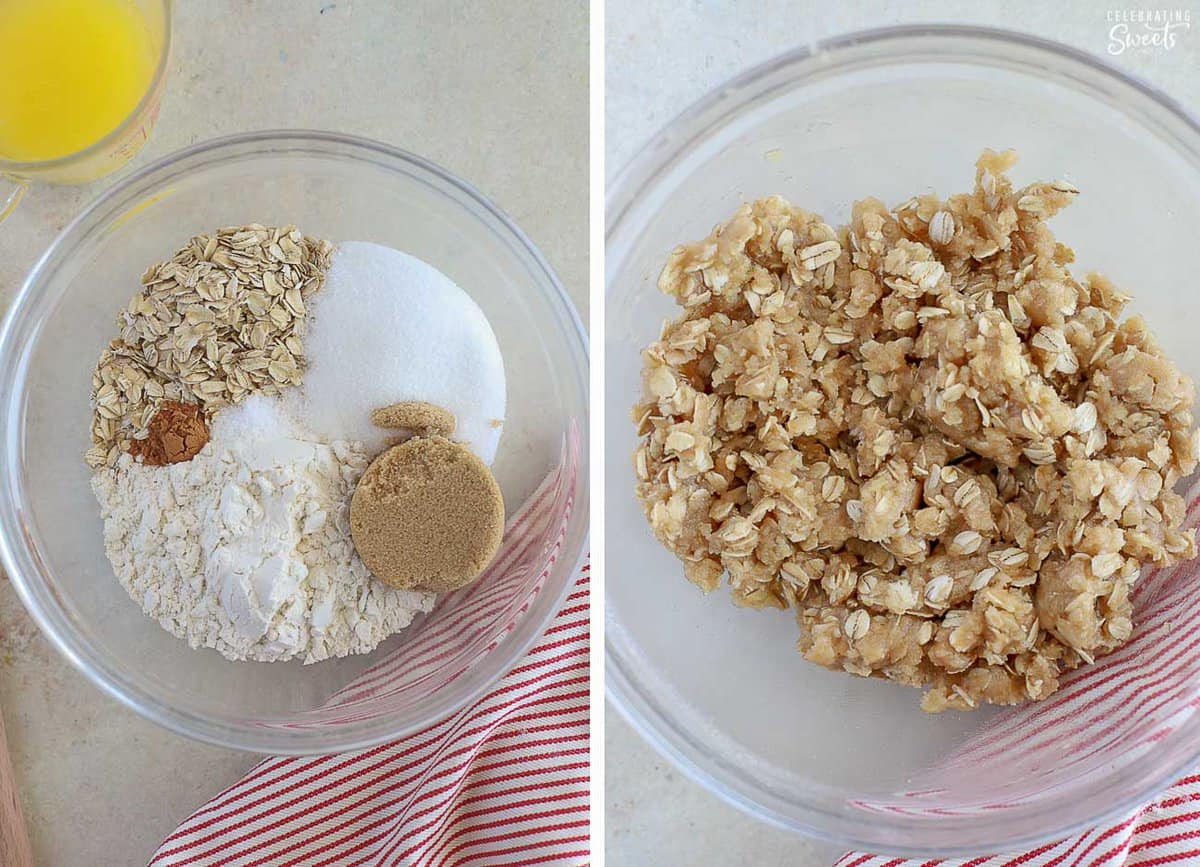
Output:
[91, 408, 434, 663]
[209, 391, 304, 443]
[286, 241, 506, 463]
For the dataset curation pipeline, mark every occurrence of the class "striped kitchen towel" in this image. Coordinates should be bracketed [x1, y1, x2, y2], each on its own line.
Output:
[151, 445, 589, 867]
[840, 485, 1200, 867]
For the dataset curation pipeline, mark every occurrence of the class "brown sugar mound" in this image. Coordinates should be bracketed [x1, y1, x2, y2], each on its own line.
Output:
[350, 436, 504, 592]
[371, 401, 457, 438]
[129, 400, 209, 466]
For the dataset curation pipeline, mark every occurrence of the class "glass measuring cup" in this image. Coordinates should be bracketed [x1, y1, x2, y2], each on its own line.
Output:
[0, 0, 171, 222]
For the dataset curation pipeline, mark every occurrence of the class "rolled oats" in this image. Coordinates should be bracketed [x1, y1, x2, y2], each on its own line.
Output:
[633, 150, 1200, 712]
[86, 225, 333, 467]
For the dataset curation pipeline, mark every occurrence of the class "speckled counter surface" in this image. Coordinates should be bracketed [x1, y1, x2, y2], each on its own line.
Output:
[605, 2, 1200, 864]
[0, 2, 586, 863]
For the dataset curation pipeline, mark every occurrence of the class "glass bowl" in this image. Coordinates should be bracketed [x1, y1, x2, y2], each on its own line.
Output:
[0, 130, 589, 754]
[606, 25, 1200, 856]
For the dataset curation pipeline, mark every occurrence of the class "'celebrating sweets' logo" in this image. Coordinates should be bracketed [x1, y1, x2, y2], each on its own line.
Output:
[1107, 8, 1191, 54]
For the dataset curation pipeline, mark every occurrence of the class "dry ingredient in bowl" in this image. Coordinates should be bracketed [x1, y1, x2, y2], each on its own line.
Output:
[350, 434, 505, 593]
[93, 394, 433, 662]
[634, 150, 1200, 712]
[371, 400, 458, 439]
[283, 241, 506, 464]
[85, 224, 332, 470]
[128, 400, 209, 466]
[88, 226, 508, 663]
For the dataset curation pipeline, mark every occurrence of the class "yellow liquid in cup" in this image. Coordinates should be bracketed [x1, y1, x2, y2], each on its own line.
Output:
[0, 0, 158, 163]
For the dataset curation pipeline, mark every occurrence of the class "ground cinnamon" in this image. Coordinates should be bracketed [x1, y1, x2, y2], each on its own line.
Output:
[129, 400, 210, 465]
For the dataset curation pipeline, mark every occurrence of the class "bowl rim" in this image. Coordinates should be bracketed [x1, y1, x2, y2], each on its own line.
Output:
[605, 23, 1200, 856]
[0, 129, 590, 754]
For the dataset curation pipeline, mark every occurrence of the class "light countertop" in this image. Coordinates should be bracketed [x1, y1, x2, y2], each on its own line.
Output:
[605, 1, 1200, 864]
[0, 2, 586, 863]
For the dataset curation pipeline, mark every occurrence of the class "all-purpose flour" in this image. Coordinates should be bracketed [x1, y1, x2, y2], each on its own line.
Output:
[91, 396, 434, 663]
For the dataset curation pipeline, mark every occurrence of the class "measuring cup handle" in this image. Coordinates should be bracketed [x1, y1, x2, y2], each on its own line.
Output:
[0, 176, 28, 223]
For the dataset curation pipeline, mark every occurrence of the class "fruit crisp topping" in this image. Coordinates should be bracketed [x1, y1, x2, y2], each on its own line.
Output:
[633, 150, 1200, 712]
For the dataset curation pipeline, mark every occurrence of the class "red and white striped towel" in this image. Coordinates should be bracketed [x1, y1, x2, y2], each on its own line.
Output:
[841, 485, 1200, 867]
[151, 448, 589, 867]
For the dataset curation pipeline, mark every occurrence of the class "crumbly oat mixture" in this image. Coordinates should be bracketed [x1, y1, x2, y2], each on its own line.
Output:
[633, 150, 1200, 712]
[86, 224, 333, 469]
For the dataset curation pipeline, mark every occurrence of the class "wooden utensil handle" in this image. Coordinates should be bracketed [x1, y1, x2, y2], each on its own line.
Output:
[0, 710, 32, 867]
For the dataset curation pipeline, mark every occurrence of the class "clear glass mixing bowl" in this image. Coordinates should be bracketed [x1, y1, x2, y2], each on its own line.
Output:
[0, 131, 589, 754]
[606, 25, 1200, 855]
